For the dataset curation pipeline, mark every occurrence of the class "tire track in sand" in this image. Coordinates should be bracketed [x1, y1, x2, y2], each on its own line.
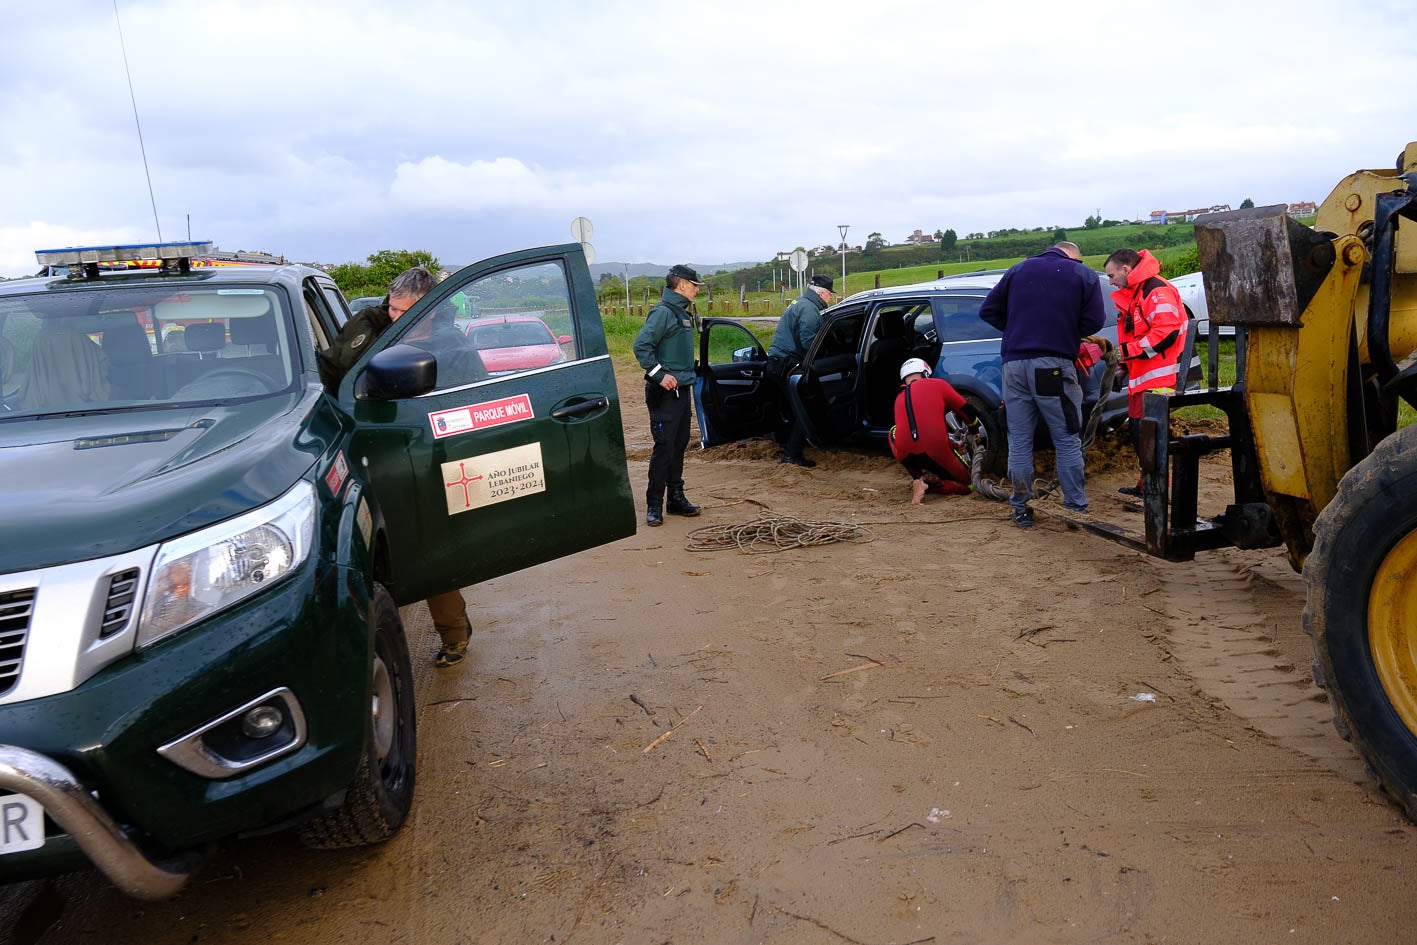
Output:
[1152, 551, 1370, 783]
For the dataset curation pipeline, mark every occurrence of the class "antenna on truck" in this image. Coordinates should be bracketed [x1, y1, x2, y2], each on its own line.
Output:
[113, 0, 162, 242]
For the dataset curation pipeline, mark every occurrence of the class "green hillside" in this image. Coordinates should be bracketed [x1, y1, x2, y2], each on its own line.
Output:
[599, 222, 1202, 318]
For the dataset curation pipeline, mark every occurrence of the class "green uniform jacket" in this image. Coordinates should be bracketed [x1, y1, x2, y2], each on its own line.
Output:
[767, 289, 828, 361]
[633, 289, 698, 386]
[318, 300, 392, 389]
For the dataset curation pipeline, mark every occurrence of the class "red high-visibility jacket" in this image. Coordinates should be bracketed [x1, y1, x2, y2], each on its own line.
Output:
[1111, 250, 1186, 417]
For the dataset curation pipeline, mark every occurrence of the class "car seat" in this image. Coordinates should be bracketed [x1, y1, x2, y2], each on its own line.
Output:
[20, 325, 111, 410]
[229, 312, 277, 353]
[100, 313, 160, 400]
[228, 313, 287, 387]
[185, 322, 227, 356]
[165, 321, 227, 392]
[865, 308, 910, 426]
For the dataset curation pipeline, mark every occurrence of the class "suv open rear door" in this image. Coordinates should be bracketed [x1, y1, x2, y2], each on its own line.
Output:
[789, 306, 866, 445]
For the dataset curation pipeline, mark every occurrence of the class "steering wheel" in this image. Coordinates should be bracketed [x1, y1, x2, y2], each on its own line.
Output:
[177, 366, 274, 396]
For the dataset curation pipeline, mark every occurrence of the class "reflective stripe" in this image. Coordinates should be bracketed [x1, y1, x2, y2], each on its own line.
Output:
[649, 363, 663, 377]
[1141, 340, 1158, 358]
[1150, 303, 1179, 316]
[1128, 364, 1179, 388]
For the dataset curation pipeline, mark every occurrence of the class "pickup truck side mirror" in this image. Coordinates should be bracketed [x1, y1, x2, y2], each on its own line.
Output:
[355, 344, 438, 400]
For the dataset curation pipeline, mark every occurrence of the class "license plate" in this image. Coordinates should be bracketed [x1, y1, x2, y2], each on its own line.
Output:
[0, 793, 44, 854]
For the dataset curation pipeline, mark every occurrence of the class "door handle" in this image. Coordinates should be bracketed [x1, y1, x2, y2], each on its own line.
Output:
[738, 369, 760, 379]
[551, 396, 609, 419]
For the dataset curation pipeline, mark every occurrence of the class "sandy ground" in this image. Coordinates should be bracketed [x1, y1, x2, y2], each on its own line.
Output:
[5, 370, 1417, 945]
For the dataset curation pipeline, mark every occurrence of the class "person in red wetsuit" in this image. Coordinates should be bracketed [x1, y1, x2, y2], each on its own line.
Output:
[889, 358, 979, 504]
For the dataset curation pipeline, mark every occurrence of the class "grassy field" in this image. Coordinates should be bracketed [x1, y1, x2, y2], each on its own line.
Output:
[601, 243, 1202, 322]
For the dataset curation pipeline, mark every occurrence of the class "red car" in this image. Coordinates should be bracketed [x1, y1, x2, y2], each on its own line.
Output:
[463, 315, 572, 374]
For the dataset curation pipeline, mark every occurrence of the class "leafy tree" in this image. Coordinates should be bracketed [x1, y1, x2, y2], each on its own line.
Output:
[939, 228, 958, 251]
[331, 249, 441, 301]
[1052, 228, 1068, 241]
[1240, 197, 1255, 209]
[1084, 213, 1102, 229]
[864, 232, 885, 252]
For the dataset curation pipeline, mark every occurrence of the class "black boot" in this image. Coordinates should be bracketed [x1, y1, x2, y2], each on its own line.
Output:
[666, 486, 700, 517]
[646, 505, 664, 527]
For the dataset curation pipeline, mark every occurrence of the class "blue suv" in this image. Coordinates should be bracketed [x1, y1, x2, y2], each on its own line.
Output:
[695, 269, 1200, 473]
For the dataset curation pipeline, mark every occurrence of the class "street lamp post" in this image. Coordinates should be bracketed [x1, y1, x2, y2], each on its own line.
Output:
[837, 224, 849, 292]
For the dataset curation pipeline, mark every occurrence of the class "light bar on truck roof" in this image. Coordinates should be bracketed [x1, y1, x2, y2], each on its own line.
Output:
[34, 240, 214, 268]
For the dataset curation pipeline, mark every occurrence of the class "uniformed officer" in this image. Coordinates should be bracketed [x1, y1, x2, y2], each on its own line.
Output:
[319, 266, 478, 668]
[633, 264, 704, 527]
[765, 273, 834, 467]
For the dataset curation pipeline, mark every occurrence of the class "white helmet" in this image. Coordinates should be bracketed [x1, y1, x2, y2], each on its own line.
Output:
[899, 357, 932, 380]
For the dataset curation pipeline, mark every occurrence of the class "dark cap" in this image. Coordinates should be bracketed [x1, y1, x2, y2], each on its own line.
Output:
[667, 264, 705, 287]
[810, 274, 834, 292]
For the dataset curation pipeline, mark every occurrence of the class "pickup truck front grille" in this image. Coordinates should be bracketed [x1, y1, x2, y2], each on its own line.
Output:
[0, 589, 35, 697]
[101, 569, 140, 639]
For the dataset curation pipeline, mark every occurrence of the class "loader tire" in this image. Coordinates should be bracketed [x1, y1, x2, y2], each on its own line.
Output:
[1304, 424, 1417, 821]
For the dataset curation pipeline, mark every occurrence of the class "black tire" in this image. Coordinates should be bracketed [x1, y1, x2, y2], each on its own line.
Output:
[299, 583, 417, 848]
[1304, 424, 1417, 821]
[963, 392, 1007, 477]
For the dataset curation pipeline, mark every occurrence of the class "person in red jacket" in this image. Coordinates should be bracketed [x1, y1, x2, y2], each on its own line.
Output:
[889, 358, 977, 504]
[1104, 248, 1188, 496]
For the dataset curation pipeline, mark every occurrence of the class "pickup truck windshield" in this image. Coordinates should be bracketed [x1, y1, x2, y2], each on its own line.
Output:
[0, 284, 296, 418]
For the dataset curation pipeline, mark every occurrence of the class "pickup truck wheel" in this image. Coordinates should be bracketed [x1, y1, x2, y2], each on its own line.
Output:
[299, 583, 417, 848]
[1305, 424, 1417, 821]
[963, 393, 1006, 478]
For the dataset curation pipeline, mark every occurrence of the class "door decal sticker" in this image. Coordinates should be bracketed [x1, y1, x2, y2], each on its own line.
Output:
[429, 394, 535, 439]
[442, 442, 545, 515]
[323, 451, 349, 497]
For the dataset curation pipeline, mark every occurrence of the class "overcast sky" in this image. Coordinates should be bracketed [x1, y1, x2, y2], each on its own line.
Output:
[1, 0, 1413, 277]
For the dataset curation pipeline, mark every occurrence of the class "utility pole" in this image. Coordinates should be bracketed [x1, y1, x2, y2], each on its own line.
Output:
[623, 263, 630, 313]
[837, 224, 849, 294]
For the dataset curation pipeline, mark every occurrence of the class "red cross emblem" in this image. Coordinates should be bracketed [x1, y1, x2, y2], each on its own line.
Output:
[444, 462, 484, 508]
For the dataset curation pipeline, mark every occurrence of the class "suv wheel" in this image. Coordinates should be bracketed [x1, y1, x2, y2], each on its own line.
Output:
[964, 393, 1007, 477]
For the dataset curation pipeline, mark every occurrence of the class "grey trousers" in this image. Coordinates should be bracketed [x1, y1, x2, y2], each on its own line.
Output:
[1002, 356, 1088, 512]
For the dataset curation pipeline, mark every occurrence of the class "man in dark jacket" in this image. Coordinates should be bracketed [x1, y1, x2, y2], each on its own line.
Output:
[319, 266, 479, 669]
[633, 265, 704, 526]
[979, 242, 1105, 527]
[765, 273, 834, 467]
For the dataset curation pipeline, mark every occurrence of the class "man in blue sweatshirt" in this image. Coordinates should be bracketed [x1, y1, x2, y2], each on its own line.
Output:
[979, 242, 1105, 527]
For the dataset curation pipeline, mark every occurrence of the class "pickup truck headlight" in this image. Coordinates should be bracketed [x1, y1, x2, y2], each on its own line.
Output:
[138, 482, 317, 647]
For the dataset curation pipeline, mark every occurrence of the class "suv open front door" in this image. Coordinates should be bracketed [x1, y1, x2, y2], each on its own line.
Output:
[695, 317, 774, 447]
[343, 244, 636, 605]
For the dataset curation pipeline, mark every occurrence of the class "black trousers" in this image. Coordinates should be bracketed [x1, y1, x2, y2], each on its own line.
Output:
[646, 380, 691, 507]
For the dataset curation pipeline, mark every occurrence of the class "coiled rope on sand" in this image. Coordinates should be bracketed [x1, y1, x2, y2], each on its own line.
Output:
[685, 512, 875, 554]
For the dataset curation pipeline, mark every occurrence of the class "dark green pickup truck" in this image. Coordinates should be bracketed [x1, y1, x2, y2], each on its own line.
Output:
[0, 241, 635, 897]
